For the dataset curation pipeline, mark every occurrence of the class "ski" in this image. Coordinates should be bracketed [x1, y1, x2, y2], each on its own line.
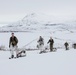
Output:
[39, 50, 48, 54]
[9, 57, 16, 59]
[39, 49, 57, 54]
[9, 55, 26, 59]
[15, 55, 26, 59]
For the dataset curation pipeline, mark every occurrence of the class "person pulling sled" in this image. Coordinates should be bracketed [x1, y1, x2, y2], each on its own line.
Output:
[9, 33, 18, 59]
[47, 37, 54, 52]
[37, 36, 45, 54]
[64, 42, 69, 50]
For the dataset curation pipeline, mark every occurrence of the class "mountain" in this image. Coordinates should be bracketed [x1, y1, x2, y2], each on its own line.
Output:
[0, 13, 76, 32]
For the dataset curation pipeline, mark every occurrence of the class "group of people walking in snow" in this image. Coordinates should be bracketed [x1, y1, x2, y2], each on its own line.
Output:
[9, 32, 69, 58]
[37, 36, 69, 53]
[9, 33, 55, 58]
[37, 36, 54, 52]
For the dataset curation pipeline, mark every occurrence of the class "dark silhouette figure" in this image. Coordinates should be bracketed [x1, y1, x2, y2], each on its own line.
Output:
[64, 42, 69, 50]
[47, 37, 54, 52]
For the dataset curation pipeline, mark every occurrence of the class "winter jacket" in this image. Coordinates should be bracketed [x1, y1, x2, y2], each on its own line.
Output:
[9, 36, 18, 47]
[64, 42, 69, 47]
[47, 39, 54, 45]
[38, 37, 44, 45]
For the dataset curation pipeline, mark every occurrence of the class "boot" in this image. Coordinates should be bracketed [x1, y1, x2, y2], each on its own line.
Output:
[11, 55, 14, 58]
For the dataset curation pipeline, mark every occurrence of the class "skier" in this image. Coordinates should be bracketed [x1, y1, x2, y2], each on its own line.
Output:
[9, 33, 18, 58]
[64, 42, 69, 50]
[47, 37, 54, 52]
[37, 36, 45, 53]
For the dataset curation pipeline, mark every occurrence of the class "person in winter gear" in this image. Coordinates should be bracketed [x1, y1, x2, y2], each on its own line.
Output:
[64, 42, 69, 50]
[47, 37, 54, 52]
[37, 36, 44, 52]
[9, 33, 18, 58]
[37, 36, 44, 45]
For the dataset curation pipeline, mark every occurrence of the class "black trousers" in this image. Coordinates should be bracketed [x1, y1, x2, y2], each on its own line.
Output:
[50, 45, 53, 51]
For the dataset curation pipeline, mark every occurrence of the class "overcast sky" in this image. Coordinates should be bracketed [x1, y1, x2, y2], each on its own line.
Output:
[0, 0, 76, 24]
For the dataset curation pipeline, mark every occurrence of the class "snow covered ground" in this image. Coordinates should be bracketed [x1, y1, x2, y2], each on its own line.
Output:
[0, 30, 76, 75]
[0, 13, 76, 75]
[0, 49, 76, 75]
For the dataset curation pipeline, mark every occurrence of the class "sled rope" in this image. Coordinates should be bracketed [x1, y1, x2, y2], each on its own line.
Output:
[22, 38, 38, 48]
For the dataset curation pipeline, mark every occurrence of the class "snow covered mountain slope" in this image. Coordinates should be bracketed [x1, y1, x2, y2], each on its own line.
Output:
[0, 13, 76, 32]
